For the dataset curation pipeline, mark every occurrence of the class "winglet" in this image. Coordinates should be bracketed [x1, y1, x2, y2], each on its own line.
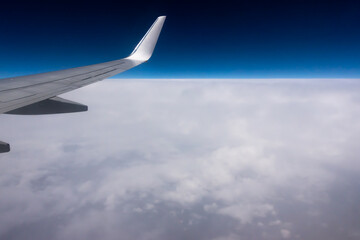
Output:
[127, 16, 166, 62]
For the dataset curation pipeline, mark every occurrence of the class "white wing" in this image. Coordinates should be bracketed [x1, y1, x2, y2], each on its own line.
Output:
[0, 16, 166, 152]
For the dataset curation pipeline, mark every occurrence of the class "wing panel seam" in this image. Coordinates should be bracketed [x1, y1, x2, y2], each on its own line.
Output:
[0, 62, 125, 93]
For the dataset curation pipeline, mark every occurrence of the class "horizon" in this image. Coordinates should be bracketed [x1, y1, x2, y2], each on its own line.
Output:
[1, 0, 360, 239]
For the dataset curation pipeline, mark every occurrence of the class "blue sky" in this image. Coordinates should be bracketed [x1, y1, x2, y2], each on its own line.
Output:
[0, 0, 360, 79]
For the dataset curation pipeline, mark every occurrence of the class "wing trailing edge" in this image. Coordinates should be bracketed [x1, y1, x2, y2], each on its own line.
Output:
[5, 96, 88, 115]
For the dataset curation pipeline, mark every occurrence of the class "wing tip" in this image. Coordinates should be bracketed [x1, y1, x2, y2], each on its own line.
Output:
[127, 16, 166, 62]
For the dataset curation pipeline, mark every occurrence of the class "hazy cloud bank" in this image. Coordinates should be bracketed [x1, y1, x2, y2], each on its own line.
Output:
[1, 79, 360, 240]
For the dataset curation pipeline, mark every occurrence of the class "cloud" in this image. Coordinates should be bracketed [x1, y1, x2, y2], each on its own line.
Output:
[0, 79, 360, 239]
[280, 229, 291, 239]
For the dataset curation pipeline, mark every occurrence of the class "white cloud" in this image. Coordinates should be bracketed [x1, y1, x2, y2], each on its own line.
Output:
[1, 79, 360, 239]
[280, 229, 291, 239]
[218, 203, 275, 224]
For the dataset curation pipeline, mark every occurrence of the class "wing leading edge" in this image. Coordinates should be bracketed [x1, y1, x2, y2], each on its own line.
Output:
[0, 16, 166, 153]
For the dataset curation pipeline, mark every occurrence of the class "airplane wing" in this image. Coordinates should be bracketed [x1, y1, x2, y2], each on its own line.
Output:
[0, 16, 166, 153]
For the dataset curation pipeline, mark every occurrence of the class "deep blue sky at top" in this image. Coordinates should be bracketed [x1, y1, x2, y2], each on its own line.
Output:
[0, 0, 360, 78]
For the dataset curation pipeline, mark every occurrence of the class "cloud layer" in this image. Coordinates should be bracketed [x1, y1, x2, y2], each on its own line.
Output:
[1, 79, 360, 240]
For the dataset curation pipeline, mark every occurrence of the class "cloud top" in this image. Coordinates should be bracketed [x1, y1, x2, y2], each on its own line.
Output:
[1, 79, 360, 240]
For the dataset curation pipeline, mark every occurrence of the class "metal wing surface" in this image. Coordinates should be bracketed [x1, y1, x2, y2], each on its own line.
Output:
[0, 16, 166, 115]
[0, 16, 166, 152]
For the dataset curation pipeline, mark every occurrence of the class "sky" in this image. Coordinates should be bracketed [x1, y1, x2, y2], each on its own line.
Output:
[0, 0, 360, 78]
[1, 0, 360, 240]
